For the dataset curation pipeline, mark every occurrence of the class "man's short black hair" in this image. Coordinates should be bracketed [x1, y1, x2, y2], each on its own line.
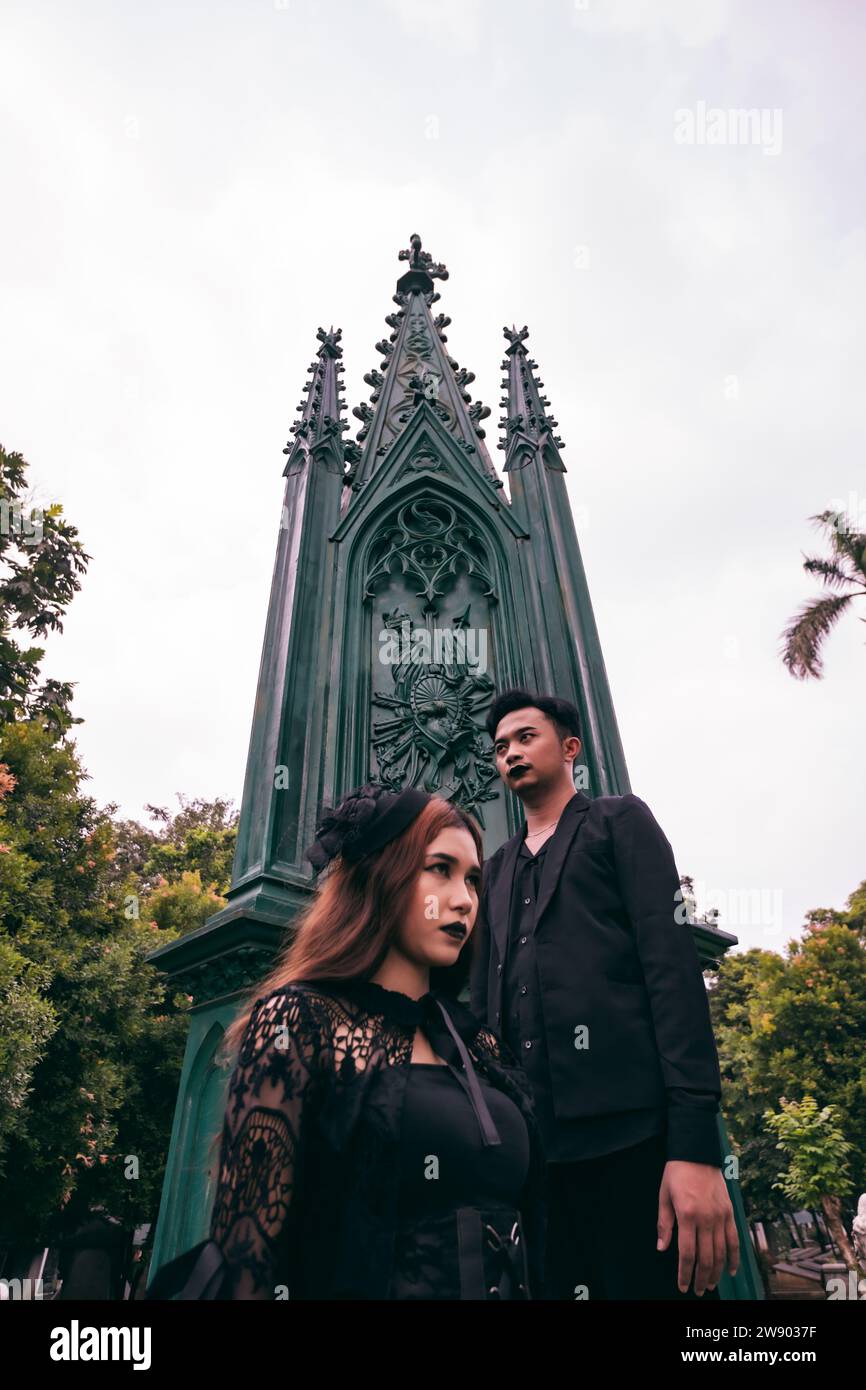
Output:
[485, 688, 581, 745]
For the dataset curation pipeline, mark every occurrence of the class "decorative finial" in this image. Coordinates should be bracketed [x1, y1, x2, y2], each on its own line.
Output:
[316, 326, 343, 358]
[398, 232, 449, 281]
[503, 324, 529, 350]
[396, 233, 449, 293]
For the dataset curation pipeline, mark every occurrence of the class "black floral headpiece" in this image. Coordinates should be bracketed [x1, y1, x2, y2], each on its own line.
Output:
[305, 782, 432, 873]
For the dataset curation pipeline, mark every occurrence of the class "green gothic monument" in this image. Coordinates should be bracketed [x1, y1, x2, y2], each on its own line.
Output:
[147, 234, 763, 1300]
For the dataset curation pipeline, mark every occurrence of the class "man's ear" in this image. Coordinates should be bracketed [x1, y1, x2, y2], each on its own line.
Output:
[561, 733, 583, 767]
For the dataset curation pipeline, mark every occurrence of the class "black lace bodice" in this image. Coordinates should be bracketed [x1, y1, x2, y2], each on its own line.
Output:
[207, 977, 547, 1299]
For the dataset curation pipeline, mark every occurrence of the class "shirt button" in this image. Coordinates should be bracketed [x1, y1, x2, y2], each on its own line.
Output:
[520, 935, 527, 944]
[524, 897, 531, 904]
[520, 985, 527, 995]
[496, 964, 503, 974]
[495, 1010, 501, 1022]
[524, 1040, 532, 1050]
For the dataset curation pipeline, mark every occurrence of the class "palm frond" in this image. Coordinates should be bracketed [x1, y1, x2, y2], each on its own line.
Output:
[779, 592, 856, 680]
[800, 556, 854, 589]
[809, 510, 866, 578]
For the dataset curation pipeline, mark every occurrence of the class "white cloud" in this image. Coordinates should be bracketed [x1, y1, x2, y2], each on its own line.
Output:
[380, 0, 487, 52]
[574, 0, 731, 47]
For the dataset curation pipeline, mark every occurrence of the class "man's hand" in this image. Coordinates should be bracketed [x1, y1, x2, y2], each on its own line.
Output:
[657, 1161, 740, 1295]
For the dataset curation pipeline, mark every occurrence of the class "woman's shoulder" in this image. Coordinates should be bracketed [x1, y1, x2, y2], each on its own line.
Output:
[249, 978, 346, 1015]
[237, 981, 337, 1066]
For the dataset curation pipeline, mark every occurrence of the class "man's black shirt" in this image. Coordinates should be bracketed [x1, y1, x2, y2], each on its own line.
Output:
[501, 821, 725, 1161]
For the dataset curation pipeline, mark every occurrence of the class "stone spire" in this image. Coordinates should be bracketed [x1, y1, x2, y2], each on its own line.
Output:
[499, 324, 566, 473]
[281, 325, 347, 478]
[343, 234, 501, 498]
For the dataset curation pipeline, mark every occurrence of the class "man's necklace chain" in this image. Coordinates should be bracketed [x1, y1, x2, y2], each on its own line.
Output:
[526, 818, 559, 839]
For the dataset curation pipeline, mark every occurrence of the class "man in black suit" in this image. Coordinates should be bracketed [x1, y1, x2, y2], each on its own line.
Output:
[470, 688, 739, 1300]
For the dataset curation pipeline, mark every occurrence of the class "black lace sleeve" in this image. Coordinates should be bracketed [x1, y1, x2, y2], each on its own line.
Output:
[209, 987, 321, 1299]
[473, 1023, 519, 1069]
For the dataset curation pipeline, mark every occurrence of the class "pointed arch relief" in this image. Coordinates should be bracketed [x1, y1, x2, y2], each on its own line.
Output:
[361, 494, 504, 825]
[363, 494, 498, 607]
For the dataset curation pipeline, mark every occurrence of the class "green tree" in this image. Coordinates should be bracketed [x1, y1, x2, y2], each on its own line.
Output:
[143, 869, 226, 935]
[0, 445, 90, 733]
[708, 947, 792, 1219]
[141, 794, 238, 897]
[0, 720, 193, 1241]
[0, 442, 233, 1252]
[0, 755, 57, 1154]
[709, 895, 866, 1235]
[764, 1096, 860, 1273]
[104, 800, 240, 906]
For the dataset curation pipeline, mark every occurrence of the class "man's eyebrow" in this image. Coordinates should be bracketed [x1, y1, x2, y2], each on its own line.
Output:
[493, 724, 537, 744]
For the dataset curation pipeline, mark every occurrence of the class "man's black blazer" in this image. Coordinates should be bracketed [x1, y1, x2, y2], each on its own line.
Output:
[469, 790, 724, 1161]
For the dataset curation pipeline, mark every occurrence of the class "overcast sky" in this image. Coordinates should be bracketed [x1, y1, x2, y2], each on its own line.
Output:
[2, 0, 864, 956]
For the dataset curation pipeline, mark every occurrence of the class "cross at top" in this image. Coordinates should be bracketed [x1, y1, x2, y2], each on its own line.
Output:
[397, 233, 449, 283]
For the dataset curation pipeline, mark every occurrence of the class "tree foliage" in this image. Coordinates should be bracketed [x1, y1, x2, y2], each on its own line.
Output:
[0, 444, 90, 734]
[710, 884, 866, 1225]
[0, 446, 238, 1245]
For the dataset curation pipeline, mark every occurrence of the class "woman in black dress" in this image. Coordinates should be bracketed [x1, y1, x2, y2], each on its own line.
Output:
[146, 783, 547, 1301]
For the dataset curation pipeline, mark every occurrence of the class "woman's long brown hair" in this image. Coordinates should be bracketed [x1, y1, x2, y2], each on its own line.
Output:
[214, 791, 484, 1096]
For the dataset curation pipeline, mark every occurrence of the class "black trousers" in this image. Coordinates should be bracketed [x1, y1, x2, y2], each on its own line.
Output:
[544, 1131, 723, 1300]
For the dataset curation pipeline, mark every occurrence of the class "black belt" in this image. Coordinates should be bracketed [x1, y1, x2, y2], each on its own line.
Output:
[150, 1208, 533, 1300]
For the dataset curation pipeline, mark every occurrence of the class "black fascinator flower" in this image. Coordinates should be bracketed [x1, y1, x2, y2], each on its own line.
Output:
[306, 782, 390, 871]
